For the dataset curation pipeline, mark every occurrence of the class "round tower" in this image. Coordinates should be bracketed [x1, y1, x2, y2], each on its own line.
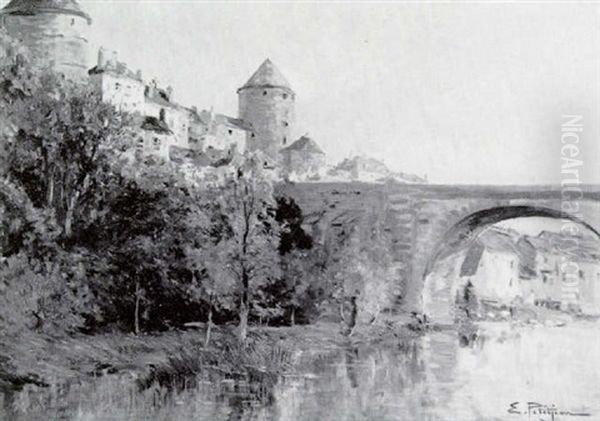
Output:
[237, 59, 295, 160]
[0, 0, 92, 80]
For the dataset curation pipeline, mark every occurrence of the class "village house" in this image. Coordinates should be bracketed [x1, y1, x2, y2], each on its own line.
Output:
[521, 231, 600, 314]
[280, 135, 326, 178]
[459, 228, 524, 307]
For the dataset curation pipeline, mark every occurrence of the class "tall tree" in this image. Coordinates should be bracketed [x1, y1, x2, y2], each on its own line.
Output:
[214, 153, 281, 342]
[7, 75, 133, 240]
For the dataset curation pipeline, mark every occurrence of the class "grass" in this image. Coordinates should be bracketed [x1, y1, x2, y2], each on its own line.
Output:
[0, 316, 421, 420]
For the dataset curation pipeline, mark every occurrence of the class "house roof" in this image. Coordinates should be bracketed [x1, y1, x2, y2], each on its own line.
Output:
[281, 136, 325, 155]
[141, 116, 172, 134]
[214, 114, 253, 132]
[459, 242, 485, 277]
[527, 231, 600, 262]
[238, 59, 293, 93]
[0, 0, 91, 23]
[88, 62, 142, 81]
[196, 110, 253, 132]
[459, 228, 521, 277]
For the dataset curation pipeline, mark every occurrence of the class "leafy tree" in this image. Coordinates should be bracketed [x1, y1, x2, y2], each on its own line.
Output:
[329, 225, 395, 336]
[182, 186, 236, 346]
[7, 76, 132, 240]
[275, 196, 313, 255]
[212, 153, 281, 341]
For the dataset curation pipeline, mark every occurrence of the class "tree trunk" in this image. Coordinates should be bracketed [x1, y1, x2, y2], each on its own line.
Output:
[64, 193, 78, 238]
[134, 279, 141, 335]
[238, 300, 248, 343]
[291, 307, 296, 326]
[342, 297, 358, 337]
[47, 171, 54, 207]
[238, 268, 249, 342]
[205, 305, 213, 347]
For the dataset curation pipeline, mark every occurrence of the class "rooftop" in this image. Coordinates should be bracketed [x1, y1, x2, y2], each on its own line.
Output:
[141, 116, 172, 135]
[281, 135, 325, 155]
[0, 0, 91, 23]
[238, 59, 293, 93]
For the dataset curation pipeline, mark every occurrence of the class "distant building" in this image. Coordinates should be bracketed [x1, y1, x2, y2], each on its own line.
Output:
[88, 48, 145, 114]
[238, 59, 295, 160]
[459, 228, 524, 306]
[143, 80, 189, 148]
[522, 231, 600, 313]
[327, 155, 427, 184]
[138, 113, 174, 160]
[0, 0, 92, 80]
[280, 135, 325, 177]
[196, 109, 250, 153]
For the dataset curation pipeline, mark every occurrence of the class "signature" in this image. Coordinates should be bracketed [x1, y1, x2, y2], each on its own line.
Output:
[508, 402, 591, 420]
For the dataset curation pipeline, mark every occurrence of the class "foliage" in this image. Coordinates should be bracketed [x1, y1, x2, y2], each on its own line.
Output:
[328, 225, 396, 334]
[207, 153, 281, 341]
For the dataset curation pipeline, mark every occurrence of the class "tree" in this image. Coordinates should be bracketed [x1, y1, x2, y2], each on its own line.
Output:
[329, 225, 395, 336]
[212, 153, 281, 342]
[7, 74, 133, 240]
[182, 186, 236, 346]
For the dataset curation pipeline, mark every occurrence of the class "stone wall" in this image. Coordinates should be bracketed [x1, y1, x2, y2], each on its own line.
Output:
[279, 182, 600, 321]
[238, 86, 295, 159]
[2, 12, 91, 80]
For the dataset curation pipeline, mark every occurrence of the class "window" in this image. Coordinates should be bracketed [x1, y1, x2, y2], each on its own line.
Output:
[251, 133, 255, 138]
[137, 138, 144, 148]
[283, 93, 288, 99]
[283, 137, 287, 145]
[283, 121, 289, 127]
[115, 82, 121, 91]
[228, 129, 233, 135]
[263, 90, 267, 96]
[153, 137, 161, 150]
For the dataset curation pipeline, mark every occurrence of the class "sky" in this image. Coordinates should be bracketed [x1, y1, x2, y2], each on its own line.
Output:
[4, 1, 600, 184]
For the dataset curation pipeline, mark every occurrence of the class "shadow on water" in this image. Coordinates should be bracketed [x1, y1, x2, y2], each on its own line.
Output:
[3, 323, 599, 420]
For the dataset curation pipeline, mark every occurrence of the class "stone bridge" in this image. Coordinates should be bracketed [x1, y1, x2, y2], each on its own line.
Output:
[278, 182, 600, 323]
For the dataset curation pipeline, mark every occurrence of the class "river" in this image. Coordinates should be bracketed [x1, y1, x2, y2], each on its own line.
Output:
[2, 321, 600, 421]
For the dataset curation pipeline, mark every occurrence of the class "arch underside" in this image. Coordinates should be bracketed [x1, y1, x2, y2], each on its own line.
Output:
[421, 205, 600, 324]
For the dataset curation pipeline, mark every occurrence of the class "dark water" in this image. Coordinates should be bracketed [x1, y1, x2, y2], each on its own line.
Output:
[3, 322, 600, 421]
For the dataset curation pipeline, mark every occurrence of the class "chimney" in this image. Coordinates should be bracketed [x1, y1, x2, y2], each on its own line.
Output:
[166, 86, 174, 102]
[97, 47, 106, 67]
[135, 69, 142, 80]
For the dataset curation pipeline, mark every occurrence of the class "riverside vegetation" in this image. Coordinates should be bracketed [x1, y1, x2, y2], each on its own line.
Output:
[0, 30, 407, 413]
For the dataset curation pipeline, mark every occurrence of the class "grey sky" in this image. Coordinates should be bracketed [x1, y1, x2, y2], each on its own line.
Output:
[7, 1, 600, 184]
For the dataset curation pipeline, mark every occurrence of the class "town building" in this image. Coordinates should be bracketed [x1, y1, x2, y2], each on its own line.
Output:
[280, 135, 326, 178]
[88, 48, 145, 114]
[238, 59, 296, 160]
[2, 1, 328, 173]
[522, 231, 600, 313]
[0, 0, 92, 80]
[459, 228, 524, 306]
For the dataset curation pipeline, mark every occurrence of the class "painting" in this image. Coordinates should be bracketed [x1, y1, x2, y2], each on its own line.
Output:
[0, 1, 598, 420]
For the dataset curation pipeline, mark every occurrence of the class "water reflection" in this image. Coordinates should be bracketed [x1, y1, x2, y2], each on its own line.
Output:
[3, 322, 600, 420]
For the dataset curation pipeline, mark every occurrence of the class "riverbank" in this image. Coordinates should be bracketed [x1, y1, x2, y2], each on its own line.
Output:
[1, 317, 421, 394]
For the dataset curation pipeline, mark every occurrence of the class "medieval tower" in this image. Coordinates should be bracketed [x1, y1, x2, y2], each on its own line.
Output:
[237, 59, 295, 160]
[0, 0, 92, 80]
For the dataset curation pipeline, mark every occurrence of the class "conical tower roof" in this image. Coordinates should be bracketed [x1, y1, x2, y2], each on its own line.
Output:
[238, 58, 293, 93]
[0, 0, 91, 23]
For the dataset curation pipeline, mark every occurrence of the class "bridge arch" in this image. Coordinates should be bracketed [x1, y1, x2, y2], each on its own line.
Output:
[421, 205, 600, 324]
